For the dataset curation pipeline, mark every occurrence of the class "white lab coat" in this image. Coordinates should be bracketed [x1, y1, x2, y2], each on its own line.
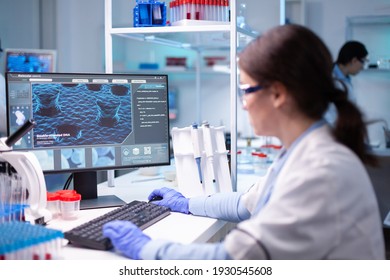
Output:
[225, 125, 385, 259]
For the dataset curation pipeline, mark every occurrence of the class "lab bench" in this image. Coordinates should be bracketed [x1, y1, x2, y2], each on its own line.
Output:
[46, 166, 256, 260]
[45, 148, 390, 260]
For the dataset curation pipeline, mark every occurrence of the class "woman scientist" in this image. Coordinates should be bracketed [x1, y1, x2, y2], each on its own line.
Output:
[103, 24, 385, 260]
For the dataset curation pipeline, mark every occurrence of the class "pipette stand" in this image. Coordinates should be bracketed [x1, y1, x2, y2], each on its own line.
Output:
[0, 138, 52, 225]
[171, 124, 231, 197]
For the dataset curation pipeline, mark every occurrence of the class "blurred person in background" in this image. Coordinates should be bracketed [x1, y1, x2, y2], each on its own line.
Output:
[325, 40, 369, 124]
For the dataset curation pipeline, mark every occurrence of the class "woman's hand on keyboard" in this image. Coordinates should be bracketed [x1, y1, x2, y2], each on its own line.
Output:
[148, 187, 190, 214]
[103, 220, 151, 259]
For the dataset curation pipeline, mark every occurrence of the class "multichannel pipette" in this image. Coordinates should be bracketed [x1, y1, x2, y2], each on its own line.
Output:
[191, 123, 203, 185]
[202, 121, 218, 193]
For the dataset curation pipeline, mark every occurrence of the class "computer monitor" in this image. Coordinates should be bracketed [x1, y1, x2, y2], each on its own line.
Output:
[5, 72, 171, 209]
[4, 48, 57, 73]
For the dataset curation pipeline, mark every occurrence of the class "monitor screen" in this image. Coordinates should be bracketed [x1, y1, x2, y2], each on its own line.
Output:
[4, 48, 57, 73]
[5, 72, 170, 208]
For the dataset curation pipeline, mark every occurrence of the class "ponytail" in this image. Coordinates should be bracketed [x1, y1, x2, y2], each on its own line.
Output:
[330, 88, 378, 167]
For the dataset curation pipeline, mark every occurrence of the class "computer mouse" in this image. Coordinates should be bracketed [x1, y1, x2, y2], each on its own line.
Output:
[148, 195, 163, 202]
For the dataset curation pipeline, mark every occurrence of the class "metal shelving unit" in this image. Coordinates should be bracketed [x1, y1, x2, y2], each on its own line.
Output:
[104, 0, 259, 191]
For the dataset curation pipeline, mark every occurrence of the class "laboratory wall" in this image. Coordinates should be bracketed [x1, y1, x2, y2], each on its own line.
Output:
[0, 0, 41, 51]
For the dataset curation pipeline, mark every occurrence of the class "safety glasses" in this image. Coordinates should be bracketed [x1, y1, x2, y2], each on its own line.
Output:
[238, 84, 263, 100]
[358, 57, 369, 66]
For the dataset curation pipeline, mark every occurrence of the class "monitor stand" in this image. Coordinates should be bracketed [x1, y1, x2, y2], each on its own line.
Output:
[73, 171, 126, 210]
[79, 195, 126, 210]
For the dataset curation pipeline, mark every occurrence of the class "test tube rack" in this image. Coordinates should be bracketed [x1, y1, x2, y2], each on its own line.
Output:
[0, 221, 63, 260]
[171, 123, 231, 197]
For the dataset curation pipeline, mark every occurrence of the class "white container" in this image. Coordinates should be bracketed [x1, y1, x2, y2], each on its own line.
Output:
[59, 192, 81, 220]
[46, 192, 60, 219]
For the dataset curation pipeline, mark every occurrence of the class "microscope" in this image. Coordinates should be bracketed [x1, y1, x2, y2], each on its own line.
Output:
[0, 119, 52, 225]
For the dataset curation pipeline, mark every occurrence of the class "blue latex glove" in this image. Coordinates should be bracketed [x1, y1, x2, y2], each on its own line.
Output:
[102, 220, 151, 259]
[148, 187, 190, 214]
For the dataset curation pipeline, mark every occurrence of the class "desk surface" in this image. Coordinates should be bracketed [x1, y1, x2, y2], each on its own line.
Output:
[46, 167, 258, 260]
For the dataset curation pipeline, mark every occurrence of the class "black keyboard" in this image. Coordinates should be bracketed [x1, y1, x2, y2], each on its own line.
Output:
[64, 200, 170, 250]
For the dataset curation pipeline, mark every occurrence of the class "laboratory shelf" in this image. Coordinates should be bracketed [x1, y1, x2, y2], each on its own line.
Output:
[110, 24, 231, 34]
[346, 15, 390, 25]
[110, 25, 256, 51]
[115, 66, 231, 75]
[362, 68, 390, 73]
[110, 21, 257, 36]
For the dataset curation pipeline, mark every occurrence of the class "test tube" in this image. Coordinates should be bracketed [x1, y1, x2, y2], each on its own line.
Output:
[190, 0, 196, 20]
[195, 0, 200, 20]
[170, 1, 175, 23]
[204, 0, 210, 20]
[186, 0, 191, 19]
[212, 0, 217, 21]
[201, 0, 206, 20]
[223, 0, 229, 22]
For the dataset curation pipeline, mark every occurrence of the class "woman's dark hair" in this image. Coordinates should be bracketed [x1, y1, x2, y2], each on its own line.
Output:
[238, 24, 377, 166]
[336, 41, 368, 65]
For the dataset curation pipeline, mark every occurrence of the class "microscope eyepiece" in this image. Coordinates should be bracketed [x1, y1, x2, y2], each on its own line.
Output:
[5, 119, 36, 147]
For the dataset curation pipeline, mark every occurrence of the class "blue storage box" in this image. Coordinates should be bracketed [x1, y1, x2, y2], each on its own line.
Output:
[133, 1, 167, 27]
